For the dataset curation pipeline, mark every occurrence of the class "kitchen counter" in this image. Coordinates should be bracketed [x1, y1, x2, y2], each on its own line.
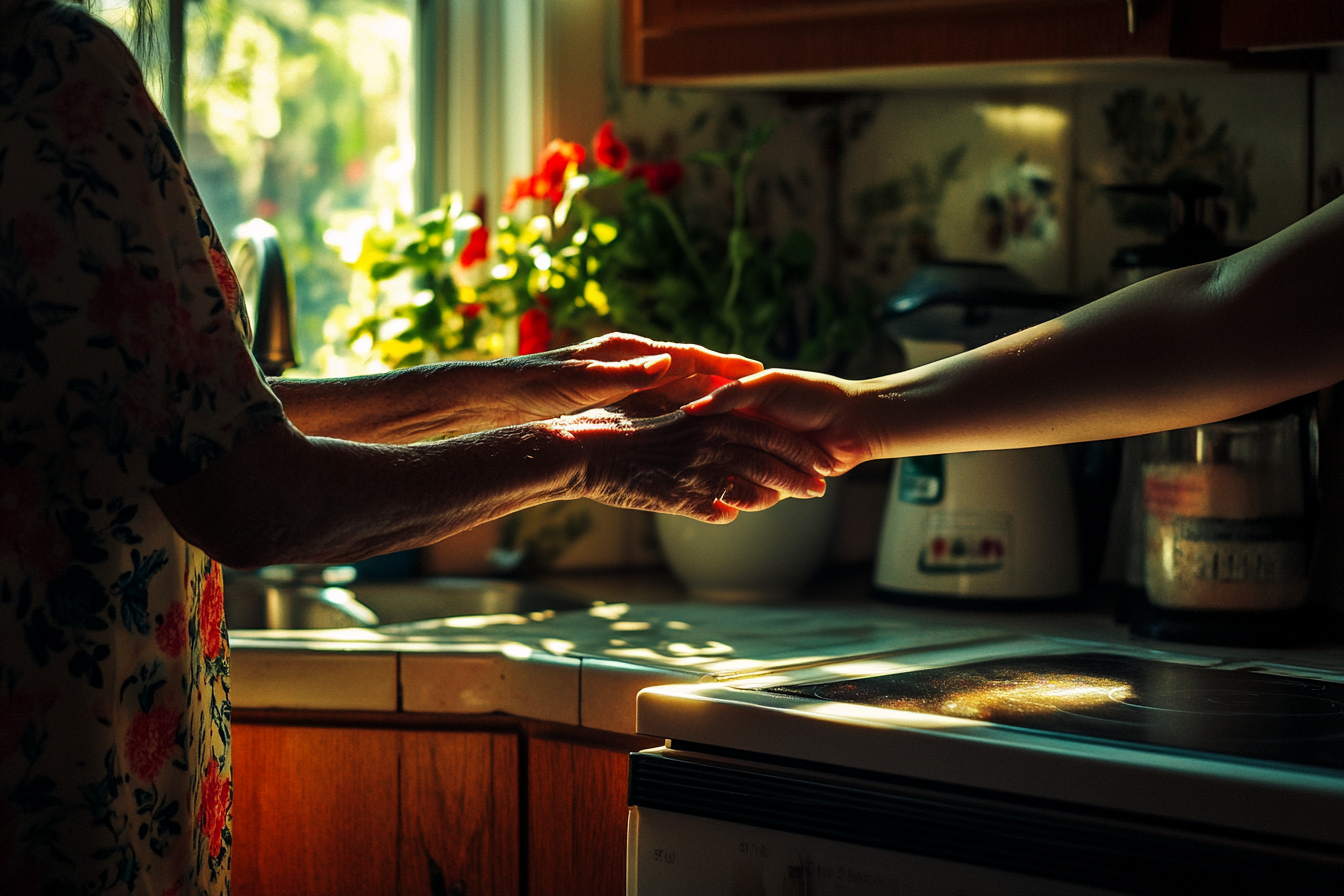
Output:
[228, 566, 1344, 735]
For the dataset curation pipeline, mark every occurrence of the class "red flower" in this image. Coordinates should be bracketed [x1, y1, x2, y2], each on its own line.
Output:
[502, 175, 535, 213]
[157, 601, 188, 658]
[502, 139, 586, 211]
[518, 306, 552, 355]
[200, 561, 225, 659]
[209, 247, 240, 312]
[458, 303, 482, 319]
[125, 703, 181, 782]
[538, 139, 585, 189]
[459, 225, 490, 267]
[197, 756, 231, 859]
[628, 160, 685, 196]
[592, 122, 629, 171]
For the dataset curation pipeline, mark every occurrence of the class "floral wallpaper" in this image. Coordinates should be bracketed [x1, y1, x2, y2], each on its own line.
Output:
[603, 57, 1342, 328]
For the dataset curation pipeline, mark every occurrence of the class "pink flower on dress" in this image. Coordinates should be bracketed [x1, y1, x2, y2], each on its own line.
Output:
[15, 212, 60, 272]
[209, 248, 241, 313]
[157, 601, 188, 658]
[88, 261, 194, 370]
[52, 80, 107, 144]
[125, 703, 181, 782]
[197, 756, 231, 858]
[200, 561, 225, 659]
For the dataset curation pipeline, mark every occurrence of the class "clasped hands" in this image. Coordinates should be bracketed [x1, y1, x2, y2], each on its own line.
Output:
[526, 334, 867, 524]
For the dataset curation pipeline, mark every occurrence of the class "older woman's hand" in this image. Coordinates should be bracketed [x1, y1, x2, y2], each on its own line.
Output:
[497, 333, 760, 423]
[558, 406, 831, 523]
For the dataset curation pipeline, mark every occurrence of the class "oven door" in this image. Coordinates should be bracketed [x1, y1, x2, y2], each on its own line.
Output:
[626, 747, 1344, 896]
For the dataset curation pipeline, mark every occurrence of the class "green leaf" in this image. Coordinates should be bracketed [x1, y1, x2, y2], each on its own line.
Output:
[368, 260, 405, 281]
[686, 150, 734, 171]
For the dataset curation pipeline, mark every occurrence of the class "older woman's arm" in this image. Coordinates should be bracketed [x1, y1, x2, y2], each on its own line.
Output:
[271, 333, 761, 443]
[687, 194, 1344, 472]
[151, 407, 830, 570]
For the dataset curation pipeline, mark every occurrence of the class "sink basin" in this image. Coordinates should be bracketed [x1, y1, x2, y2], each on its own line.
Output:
[223, 568, 591, 630]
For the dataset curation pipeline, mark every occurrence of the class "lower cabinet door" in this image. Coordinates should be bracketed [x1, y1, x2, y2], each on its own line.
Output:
[527, 737, 632, 896]
[232, 723, 519, 896]
[400, 729, 520, 896]
[232, 724, 400, 896]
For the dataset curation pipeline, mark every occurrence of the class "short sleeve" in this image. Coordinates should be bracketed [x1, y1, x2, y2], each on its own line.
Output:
[2, 6, 285, 495]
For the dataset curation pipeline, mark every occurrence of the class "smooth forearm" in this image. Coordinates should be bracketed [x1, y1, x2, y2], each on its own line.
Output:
[860, 198, 1344, 458]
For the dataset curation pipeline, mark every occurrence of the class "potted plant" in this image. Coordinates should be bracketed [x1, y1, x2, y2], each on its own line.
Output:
[326, 121, 877, 595]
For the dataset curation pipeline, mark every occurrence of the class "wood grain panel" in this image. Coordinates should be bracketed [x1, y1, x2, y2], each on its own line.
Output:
[527, 739, 633, 896]
[232, 724, 399, 896]
[624, 0, 1235, 84]
[1221, 0, 1344, 49]
[399, 730, 521, 896]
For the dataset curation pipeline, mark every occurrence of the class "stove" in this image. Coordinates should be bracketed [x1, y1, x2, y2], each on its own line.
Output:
[626, 638, 1344, 895]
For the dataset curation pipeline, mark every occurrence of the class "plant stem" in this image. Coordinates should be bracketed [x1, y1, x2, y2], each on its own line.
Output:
[720, 141, 761, 353]
[652, 196, 716, 300]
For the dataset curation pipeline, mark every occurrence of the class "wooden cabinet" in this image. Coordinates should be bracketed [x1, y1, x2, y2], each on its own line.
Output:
[1220, 0, 1344, 50]
[232, 723, 401, 895]
[622, 0, 1228, 84]
[231, 712, 658, 896]
[232, 714, 520, 896]
[526, 727, 658, 896]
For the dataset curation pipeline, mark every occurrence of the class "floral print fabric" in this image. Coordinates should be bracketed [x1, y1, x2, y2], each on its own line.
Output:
[0, 2, 285, 893]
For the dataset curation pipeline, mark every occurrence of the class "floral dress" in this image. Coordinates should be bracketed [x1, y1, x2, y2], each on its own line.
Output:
[0, 2, 285, 893]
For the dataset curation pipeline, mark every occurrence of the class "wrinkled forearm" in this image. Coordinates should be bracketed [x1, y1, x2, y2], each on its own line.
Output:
[270, 359, 544, 443]
[152, 418, 585, 568]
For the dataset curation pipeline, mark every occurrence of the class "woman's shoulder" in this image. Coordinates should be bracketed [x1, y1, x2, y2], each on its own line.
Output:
[2, 1, 141, 71]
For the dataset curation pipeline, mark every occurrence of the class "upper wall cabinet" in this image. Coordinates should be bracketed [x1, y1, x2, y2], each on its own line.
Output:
[621, 0, 1337, 87]
[1220, 0, 1344, 51]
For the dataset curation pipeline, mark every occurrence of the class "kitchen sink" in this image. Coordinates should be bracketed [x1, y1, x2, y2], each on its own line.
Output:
[223, 566, 591, 630]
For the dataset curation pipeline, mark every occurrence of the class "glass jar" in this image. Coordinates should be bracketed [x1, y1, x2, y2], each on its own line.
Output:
[1141, 411, 1309, 616]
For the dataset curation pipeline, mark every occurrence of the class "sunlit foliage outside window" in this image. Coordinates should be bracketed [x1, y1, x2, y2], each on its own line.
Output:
[101, 0, 416, 375]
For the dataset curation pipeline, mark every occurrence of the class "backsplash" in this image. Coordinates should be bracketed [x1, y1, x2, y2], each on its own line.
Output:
[604, 53, 1344, 338]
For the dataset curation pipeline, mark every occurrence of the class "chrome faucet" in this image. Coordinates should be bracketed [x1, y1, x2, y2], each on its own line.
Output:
[230, 218, 298, 376]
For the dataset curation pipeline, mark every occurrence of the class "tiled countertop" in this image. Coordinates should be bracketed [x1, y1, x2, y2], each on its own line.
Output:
[228, 568, 1344, 734]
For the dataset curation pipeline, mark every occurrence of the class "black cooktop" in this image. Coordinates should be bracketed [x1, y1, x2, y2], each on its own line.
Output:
[762, 652, 1344, 772]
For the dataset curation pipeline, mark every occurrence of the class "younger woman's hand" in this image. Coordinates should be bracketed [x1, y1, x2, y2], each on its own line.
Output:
[682, 369, 879, 475]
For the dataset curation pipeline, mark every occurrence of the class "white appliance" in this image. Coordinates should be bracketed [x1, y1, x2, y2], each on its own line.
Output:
[626, 637, 1344, 895]
[874, 263, 1081, 602]
[874, 447, 1081, 601]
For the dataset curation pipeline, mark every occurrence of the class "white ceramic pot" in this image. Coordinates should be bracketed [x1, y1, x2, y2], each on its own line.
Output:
[655, 483, 846, 602]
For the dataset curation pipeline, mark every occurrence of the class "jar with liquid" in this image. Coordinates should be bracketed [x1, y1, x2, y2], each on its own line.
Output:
[1134, 407, 1312, 644]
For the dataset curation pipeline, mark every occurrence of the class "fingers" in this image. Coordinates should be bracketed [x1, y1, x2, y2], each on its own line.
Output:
[568, 408, 833, 523]
[705, 413, 835, 480]
[573, 333, 763, 380]
[682, 369, 812, 417]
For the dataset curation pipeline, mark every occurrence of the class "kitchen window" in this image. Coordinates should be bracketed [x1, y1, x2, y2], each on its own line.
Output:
[100, 0, 554, 374]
